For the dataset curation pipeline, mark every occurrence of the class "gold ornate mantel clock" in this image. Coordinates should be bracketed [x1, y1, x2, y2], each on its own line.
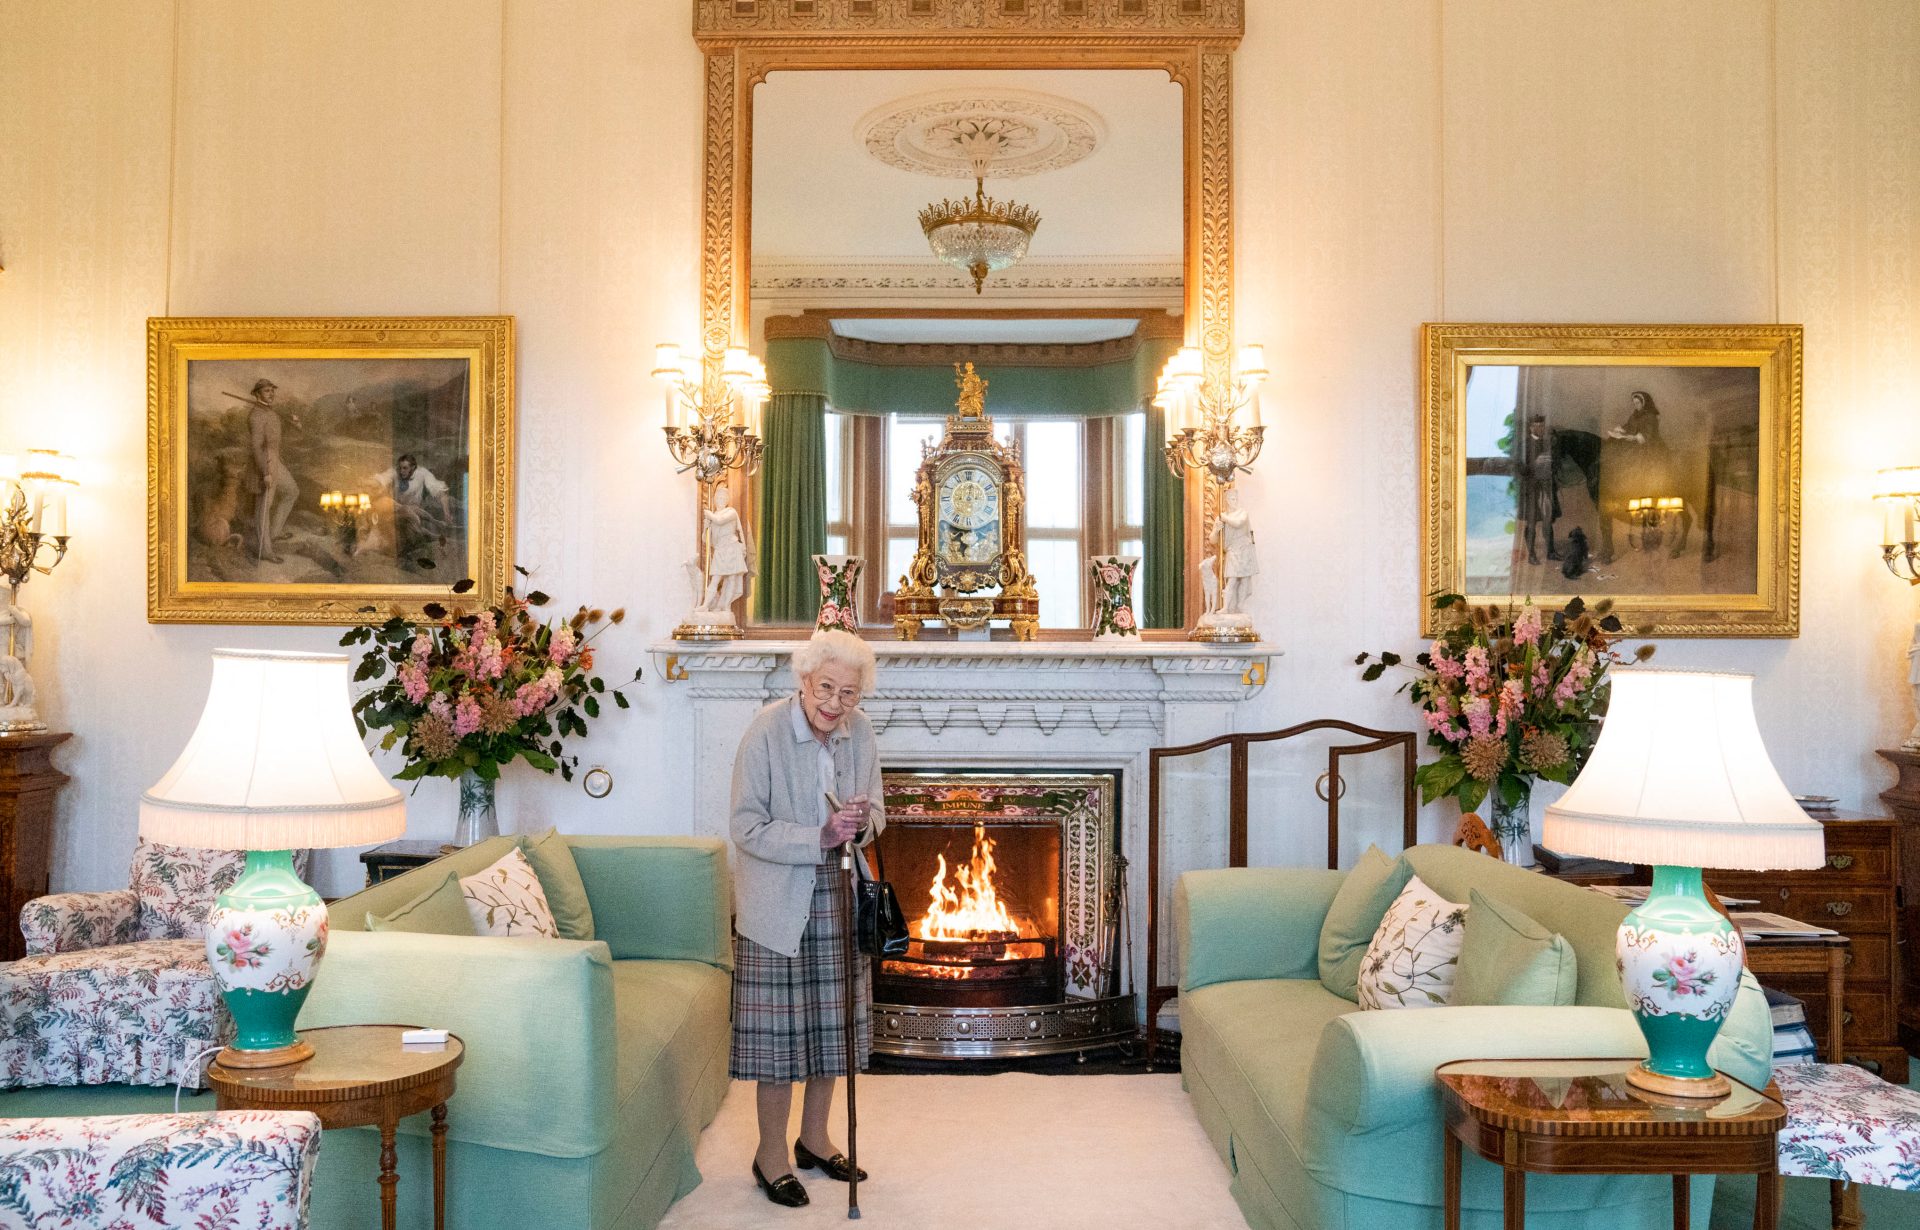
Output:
[894, 364, 1039, 641]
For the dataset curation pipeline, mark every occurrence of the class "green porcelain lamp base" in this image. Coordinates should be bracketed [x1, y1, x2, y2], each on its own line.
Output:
[204, 849, 330, 1070]
[1616, 865, 1744, 1101]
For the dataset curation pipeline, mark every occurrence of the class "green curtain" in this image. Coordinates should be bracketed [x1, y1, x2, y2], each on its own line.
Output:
[766, 337, 1156, 418]
[1143, 397, 1186, 629]
[753, 392, 827, 623]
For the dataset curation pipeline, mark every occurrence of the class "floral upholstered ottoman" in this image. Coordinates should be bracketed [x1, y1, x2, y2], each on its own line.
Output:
[1772, 1061, 1920, 1228]
[0, 1110, 322, 1229]
[0, 939, 232, 1088]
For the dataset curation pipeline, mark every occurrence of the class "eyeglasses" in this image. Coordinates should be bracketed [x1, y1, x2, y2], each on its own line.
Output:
[807, 681, 862, 707]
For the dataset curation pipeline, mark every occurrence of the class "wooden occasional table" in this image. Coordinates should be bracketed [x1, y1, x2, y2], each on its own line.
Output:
[1437, 1058, 1785, 1230]
[208, 1024, 464, 1230]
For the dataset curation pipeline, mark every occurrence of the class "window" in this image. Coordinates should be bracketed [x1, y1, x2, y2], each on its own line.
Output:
[834, 411, 1141, 631]
[823, 412, 852, 557]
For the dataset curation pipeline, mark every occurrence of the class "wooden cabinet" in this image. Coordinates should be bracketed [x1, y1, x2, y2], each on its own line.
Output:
[1876, 749, 1920, 1060]
[0, 732, 70, 962]
[1708, 815, 1907, 1083]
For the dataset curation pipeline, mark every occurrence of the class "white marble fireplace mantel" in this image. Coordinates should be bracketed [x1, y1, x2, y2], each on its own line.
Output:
[650, 637, 1276, 1020]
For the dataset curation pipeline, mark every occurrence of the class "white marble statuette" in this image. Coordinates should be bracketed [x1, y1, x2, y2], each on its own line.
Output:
[680, 486, 755, 634]
[0, 579, 41, 732]
[1195, 487, 1258, 640]
[1906, 621, 1920, 750]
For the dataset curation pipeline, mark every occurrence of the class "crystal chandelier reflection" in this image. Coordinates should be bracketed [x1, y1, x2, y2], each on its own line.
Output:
[917, 120, 1041, 294]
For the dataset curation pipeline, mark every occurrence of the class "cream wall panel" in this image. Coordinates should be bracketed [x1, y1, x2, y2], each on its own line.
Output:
[0, 0, 178, 895]
[493, 0, 704, 837]
[1231, 1, 1450, 840]
[1441, 0, 1775, 323]
[169, 0, 503, 314]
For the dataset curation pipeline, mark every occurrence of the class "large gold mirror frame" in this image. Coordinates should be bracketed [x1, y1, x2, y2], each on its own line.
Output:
[694, 0, 1244, 636]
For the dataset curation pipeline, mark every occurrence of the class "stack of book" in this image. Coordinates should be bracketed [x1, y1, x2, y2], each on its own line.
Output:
[1765, 986, 1818, 1066]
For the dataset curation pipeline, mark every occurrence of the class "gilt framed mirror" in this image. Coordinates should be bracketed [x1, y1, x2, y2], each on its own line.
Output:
[693, 0, 1244, 639]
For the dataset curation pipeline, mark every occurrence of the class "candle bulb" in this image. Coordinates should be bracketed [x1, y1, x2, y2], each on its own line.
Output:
[1906, 498, 1916, 546]
[44, 491, 65, 537]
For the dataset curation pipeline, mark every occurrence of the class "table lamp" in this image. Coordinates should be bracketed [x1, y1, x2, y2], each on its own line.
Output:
[1542, 669, 1824, 1099]
[140, 649, 406, 1069]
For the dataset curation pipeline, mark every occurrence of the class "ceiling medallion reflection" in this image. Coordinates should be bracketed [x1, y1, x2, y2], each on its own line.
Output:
[870, 91, 1098, 294]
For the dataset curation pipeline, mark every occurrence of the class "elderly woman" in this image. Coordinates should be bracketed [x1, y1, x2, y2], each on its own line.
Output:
[729, 628, 884, 1208]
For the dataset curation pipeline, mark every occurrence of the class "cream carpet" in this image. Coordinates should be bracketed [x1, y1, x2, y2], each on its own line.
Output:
[660, 1073, 1247, 1229]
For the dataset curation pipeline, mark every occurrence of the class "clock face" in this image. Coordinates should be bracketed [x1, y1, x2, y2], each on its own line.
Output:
[937, 462, 1003, 570]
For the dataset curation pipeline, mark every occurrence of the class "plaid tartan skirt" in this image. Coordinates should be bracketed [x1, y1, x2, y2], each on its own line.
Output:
[729, 858, 873, 1083]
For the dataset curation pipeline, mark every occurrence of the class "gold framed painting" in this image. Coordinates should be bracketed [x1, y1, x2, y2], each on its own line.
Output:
[1420, 323, 1801, 638]
[148, 316, 514, 624]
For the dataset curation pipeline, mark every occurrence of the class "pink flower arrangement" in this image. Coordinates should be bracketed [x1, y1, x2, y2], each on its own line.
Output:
[342, 575, 641, 785]
[1358, 595, 1650, 815]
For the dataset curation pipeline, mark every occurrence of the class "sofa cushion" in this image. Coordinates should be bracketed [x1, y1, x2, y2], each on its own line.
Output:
[1453, 888, 1578, 1006]
[1356, 875, 1468, 1010]
[1181, 976, 1361, 1192]
[1316, 846, 1412, 1002]
[521, 828, 596, 941]
[461, 848, 560, 938]
[368, 869, 476, 936]
[1404, 844, 1628, 1009]
[606, 959, 732, 1195]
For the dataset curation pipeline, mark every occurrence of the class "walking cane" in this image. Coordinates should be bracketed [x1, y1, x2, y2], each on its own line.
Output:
[828, 792, 862, 1219]
[839, 835, 862, 1219]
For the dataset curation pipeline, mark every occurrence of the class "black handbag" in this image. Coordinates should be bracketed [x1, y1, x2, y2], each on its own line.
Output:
[854, 840, 910, 959]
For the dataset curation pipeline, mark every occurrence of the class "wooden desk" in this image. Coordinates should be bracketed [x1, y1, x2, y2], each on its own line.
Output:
[209, 1024, 463, 1230]
[1742, 931, 1848, 1064]
[358, 840, 449, 886]
[1438, 1058, 1785, 1230]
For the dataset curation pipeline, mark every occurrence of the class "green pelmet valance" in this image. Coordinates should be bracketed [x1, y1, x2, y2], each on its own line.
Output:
[766, 336, 1177, 418]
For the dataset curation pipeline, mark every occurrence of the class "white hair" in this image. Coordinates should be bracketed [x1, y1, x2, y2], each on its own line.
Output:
[791, 629, 877, 694]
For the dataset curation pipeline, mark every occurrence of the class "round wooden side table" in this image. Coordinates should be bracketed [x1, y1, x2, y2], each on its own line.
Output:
[208, 1023, 464, 1230]
[1436, 1057, 1785, 1230]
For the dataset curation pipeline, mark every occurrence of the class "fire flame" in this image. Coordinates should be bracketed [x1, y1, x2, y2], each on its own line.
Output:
[915, 823, 1031, 941]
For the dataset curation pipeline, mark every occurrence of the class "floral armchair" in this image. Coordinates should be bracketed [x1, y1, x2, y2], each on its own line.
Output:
[1, 841, 309, 1090]
[0, 1110, 322, 1229]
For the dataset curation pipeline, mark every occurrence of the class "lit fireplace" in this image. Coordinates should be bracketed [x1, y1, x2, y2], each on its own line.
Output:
[878, 819, 1061, 1007]
[873, 772, 1133, 1059]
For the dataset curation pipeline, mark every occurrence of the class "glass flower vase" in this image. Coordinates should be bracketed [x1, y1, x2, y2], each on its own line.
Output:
[454, 769, 499, 847]
[812, 554, 863, 633]
[1490, 781, 1534, 867]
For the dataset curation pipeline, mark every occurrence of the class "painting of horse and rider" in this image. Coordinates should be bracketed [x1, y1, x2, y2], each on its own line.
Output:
[1423, 324, 1801, 638]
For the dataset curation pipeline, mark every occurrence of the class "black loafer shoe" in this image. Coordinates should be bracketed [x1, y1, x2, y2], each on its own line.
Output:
[795, 1140, 869, 1182]
[752, 1161, 809, 1207]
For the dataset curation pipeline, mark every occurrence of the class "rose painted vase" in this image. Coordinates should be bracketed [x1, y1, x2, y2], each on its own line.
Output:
[813, 555, 863, 634]
[204, 849, 329, 1059]
[1614, 864, 1745, 1093]
[1088, 555, 1141, 641]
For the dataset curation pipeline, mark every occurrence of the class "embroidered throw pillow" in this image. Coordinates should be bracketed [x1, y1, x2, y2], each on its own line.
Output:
[459, 848, 559, 938]
[1356, 874, 1469, 1010]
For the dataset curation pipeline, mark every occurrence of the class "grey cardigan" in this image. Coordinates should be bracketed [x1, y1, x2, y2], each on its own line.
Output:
[729, 695, 886, 957]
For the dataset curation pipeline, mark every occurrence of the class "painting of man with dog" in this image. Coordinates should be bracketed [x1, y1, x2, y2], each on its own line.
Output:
[184, 357, 472, 585]
[1421, 324, 1801, 638]
[148, 317, 513, 624]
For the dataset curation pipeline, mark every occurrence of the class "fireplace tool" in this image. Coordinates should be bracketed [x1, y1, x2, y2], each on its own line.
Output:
[838, 833, 862, 1219]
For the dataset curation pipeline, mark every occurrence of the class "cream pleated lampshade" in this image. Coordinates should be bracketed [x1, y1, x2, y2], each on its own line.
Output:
[1541, 669, 1825, 871]
[140, 649, 406, 850]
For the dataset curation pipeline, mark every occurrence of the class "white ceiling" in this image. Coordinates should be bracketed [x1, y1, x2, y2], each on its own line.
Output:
[830, 317, 1143, 344]
[751, 69, 1183, 265]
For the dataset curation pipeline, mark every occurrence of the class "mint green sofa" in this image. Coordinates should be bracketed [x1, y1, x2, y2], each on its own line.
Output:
[1174, 844, 1773, 1230]
[297, 834, 733, 1230]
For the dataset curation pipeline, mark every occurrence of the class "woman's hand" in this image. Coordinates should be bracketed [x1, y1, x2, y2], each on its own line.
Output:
[821, 795, 867, 849]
